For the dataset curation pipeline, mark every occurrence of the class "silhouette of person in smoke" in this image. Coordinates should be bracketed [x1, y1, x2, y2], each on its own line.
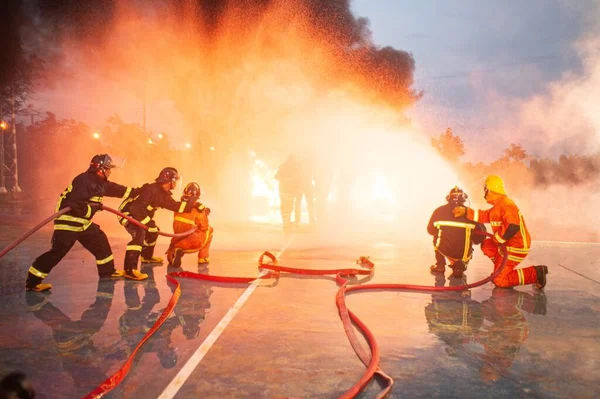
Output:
[424, 274, 484, 356]
[312, 155, 334, 226]
[26, 279, 118, 396]
[275, 154, 302, 229]
[475, 288, 547, 384]
[297, 157, 316, 226]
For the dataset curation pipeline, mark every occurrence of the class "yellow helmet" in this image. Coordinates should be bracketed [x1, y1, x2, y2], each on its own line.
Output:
[484, 175, 506, 195]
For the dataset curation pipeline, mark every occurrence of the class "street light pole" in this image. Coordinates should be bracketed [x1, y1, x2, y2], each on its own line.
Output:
[0, 99, 7, 193]
[10, 91, 21, 192]
[0, 120, 6, 194]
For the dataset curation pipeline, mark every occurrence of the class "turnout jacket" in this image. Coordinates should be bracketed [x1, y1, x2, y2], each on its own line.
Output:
[118, 182, 192, 227]
[465, 195, 531, 263]
[55, 171, 135, 232]
[428, 203, 486, 261]
[173, 201, 210, 232]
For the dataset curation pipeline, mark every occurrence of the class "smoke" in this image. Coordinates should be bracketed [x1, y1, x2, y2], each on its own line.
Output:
[8, 0, 471, 249]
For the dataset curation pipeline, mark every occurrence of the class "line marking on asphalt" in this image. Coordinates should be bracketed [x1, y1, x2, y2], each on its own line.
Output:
[533, 240, 599, 245]
[157, 234, 296, 399]
[557, 263, 600, 285]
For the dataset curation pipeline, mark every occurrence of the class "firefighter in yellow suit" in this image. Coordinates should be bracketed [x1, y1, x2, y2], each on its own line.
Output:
[166, 183, 213, 269]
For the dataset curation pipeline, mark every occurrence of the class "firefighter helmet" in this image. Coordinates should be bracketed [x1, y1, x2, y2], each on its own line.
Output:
[446, 186, 468, 205]
[88, 154, 117, 172]
[182, 182, 201, 199]
[484, 175, 506, 195]
[155, 167, 180, 184]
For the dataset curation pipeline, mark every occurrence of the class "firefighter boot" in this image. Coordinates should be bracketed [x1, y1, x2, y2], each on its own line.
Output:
[110, 270, 126, 278]
[125, 269, 149, 281]
[141, 256, 164, 264]
[25, 283, 52, 292]
[169, 248, 184, 268]
[430, 264, 445, 274]
[450, 261, 467, 279]
[534, 265, 549, 290]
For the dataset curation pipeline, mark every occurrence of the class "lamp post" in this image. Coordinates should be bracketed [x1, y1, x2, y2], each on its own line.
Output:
[0, 119, 7, 194]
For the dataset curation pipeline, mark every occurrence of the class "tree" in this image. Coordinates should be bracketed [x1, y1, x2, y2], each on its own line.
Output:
[502, 143, 528, 163]
[431, 127, 465, 164]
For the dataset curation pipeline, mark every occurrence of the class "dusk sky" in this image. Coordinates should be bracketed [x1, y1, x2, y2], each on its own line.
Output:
[352, 0, 599, 161]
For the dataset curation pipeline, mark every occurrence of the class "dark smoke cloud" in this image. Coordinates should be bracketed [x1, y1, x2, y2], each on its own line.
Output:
[13, 0, 418, 110]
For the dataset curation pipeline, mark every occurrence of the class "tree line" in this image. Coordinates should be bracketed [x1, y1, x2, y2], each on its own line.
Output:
[431, 128, 600, 188]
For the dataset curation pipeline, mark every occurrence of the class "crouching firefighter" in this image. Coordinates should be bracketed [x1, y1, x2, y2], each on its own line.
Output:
[26, 154, 137, 292]
[428, 186, 486, 278]
[453, 175, 549, 289]
[166, 182, 214, 270]
[118, 167, 193, 280]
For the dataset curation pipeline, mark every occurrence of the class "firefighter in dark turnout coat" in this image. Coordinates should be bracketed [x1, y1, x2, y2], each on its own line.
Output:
[25, 154, 137, 292]
[427, 186, 486, 278]
[118, 167, 193, 280]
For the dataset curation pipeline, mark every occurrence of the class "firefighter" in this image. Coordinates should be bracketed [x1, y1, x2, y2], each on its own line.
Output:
[26, 278, 117, 394]
[118, 167, 193, 280]
[275, 154, 302, 228]
[298, 159, 316, 226]
[25, 154, 137, 292]
[166, 182, 213, 270]
[427, 186, 486, 278]
[476, 288, 546, 383]
[453, 175, 548, 289]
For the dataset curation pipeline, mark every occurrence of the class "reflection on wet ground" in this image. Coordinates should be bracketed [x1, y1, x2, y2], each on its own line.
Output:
[0, 227, 599, 398]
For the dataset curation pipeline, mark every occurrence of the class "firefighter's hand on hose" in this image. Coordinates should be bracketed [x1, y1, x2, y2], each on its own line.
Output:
[90, 203, 104, 211]
[452, 206, 466, 218]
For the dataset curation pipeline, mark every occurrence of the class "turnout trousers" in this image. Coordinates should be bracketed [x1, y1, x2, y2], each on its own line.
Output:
[481, 238, 538, 288]
[123, 222, 159, 271]
[26, 223, 116, 288]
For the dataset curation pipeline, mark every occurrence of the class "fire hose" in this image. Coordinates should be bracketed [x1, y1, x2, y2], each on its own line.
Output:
[0, 205, 197, 259]
[0, 210, 505, 399]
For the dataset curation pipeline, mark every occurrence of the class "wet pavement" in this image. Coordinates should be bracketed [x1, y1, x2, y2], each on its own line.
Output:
[0, 222, 599, 398]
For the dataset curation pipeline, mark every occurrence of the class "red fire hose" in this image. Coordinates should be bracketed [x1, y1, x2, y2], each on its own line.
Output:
[0, 205, 197, 259]
[335, 231, 507, 399]
[0, 209, 505, 399]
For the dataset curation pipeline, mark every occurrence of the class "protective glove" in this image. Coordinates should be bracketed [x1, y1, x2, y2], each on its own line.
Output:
[452, 206, 466, 218]
[205, 207, 211, 216]
[90, 202, 104, 211]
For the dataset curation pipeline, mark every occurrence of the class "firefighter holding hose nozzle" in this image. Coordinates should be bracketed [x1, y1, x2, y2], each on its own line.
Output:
[25, 154, 138, 292]
[166, 182, 214, 270]
[453, 175, 548, 289]
[117, 167, 194, 280]
[427, 186, 486, 278]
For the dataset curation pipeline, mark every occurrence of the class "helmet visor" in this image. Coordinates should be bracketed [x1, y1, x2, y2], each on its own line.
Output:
[108, 155, 126, 169]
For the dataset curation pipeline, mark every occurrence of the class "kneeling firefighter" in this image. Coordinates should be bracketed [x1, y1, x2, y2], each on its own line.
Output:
[427, 186, 486, 278]
[26, 154, 137, 292]
[117, 167, 193, 280]
[166, 182, 214, 269]
[453, 175, 548, 289]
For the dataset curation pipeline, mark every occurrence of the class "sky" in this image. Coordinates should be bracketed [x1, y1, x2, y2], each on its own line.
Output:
[351, 0, 597, 161]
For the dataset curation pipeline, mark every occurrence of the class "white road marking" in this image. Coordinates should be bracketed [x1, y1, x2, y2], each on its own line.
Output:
[157, 234, 295, 399]
[533, 240, 600, 246]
